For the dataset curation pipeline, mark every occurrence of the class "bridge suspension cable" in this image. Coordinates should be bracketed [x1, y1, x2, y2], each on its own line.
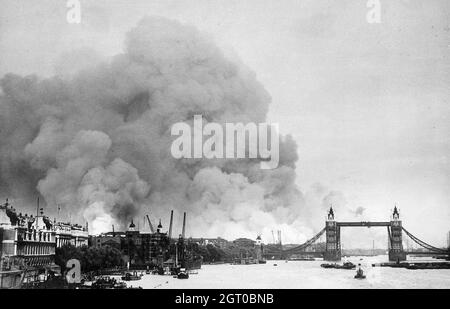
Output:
[402, 227, 448, 254]
[283, 227, 326, 253]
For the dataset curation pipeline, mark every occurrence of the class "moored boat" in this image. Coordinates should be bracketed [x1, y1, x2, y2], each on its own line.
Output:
[91, 276, 119, 289]
[258, 260, 267, 264]
[321, 262, 356, 270]
[121, 271, 141, 281]
[177, 268, 189, 279]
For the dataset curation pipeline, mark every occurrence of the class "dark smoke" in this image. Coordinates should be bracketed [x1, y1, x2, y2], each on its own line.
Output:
[0, 16, 320, 241]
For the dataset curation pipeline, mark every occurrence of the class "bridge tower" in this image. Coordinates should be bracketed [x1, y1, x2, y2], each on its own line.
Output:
[324, 207, 341, 261]
[388, 206, 406, 262]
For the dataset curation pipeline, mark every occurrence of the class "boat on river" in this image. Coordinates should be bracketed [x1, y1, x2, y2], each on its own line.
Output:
[321, 262, 356, 270]
[176, 268, 189, 279]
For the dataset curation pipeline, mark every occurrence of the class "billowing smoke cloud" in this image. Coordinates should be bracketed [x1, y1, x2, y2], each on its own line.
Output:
[0, 16, 330, 242]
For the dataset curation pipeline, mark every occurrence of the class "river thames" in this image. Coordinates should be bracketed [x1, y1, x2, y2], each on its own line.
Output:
[115, 256, 450, 289]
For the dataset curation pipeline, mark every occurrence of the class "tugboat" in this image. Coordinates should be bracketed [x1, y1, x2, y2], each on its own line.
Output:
[354, 264, 366, 279]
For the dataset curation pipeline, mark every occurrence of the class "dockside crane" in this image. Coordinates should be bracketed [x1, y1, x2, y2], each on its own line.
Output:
[169, 210, 174, 239]
[146, 214, 155, 233]
[181, 212, 186, 238]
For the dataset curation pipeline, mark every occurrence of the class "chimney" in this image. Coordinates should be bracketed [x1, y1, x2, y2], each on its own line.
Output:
[146, 215, 155, 233]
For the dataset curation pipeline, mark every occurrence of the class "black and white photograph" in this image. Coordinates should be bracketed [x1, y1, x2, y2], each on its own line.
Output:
[0, 0, 449, 294]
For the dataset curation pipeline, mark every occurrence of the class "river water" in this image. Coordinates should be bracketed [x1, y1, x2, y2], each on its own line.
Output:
[119, 256, 450, 289]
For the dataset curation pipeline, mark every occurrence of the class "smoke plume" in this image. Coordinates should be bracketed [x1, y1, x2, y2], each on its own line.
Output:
[0, 16, 338, 242]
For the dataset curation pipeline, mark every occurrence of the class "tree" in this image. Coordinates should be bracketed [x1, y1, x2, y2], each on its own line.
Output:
[55, 244, 124, 273]
[55, 244, 83, 272]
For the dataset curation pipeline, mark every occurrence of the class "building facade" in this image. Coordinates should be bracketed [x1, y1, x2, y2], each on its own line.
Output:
[89, 218, 202, 270]
[0, 199, 88, 288]
[1, 200, 58, 288]
[89, 232, 124, 249]
[233, 238, 256, 248]
[53, 222, 89, 248]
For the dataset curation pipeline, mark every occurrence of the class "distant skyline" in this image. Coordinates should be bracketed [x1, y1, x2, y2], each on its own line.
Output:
[0, 0, 449, 248]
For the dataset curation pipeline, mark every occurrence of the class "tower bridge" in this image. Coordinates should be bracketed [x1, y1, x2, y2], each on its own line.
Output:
[269, 207, 450, 262]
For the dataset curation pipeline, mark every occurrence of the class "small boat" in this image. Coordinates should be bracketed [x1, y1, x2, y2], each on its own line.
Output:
[341, 262, 356, 270]
[91, 276, 119, 289]
[354, 265, 366, 279]
[321, 263, 335, 268]
[121, 271, 142, 281]
[114, 281, 127, 289]
[177, 268, 189, 279]
[149, 266, 165, 275]
[273, 264, 278, 266]
[258, 260, 267, 264]
[321, 262, 355, 270]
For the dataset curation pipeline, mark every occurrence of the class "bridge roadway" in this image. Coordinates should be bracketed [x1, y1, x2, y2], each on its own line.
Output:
[337, 222, 391, 227]
[281, 251, 448, 256]
[405, 251, 449, 256]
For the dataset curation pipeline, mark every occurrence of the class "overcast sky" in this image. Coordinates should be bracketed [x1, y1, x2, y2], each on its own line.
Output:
[0, 0, 449, 247]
